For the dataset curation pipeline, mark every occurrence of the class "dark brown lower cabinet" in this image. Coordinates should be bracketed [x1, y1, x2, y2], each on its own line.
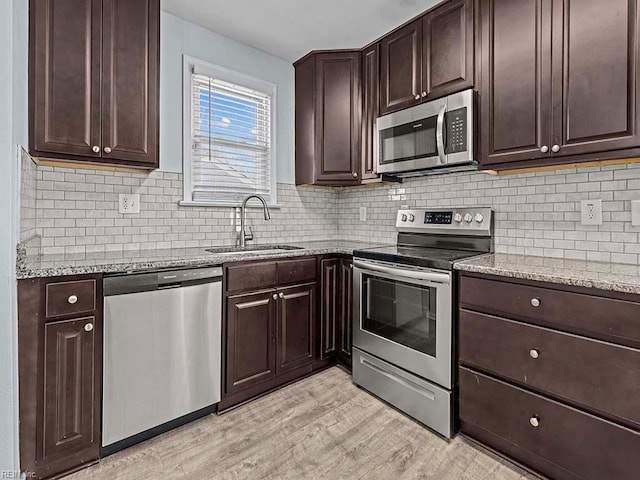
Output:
[458, 272, 640, 480]
[320, 256, 353, 368]
[277, 283, 317, 374]
[19, 275, 103, 480]
[320, 258, 339, 359]
[460, 368, 640, 480]
[225, 291, 277, 394]
[337, 258, 353, 366]
[221, 257, 326, 411]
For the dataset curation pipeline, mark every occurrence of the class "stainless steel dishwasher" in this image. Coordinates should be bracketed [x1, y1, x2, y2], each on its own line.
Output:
[102, 266, 222, 454]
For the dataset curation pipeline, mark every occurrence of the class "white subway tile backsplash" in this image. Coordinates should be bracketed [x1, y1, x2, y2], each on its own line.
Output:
[337, 165, 640, 265]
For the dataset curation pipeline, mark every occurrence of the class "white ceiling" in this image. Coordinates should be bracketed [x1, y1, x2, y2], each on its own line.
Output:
[161, 0, 444, 62]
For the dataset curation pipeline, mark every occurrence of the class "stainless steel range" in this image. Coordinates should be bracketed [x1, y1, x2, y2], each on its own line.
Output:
[352, 207, 493, 438]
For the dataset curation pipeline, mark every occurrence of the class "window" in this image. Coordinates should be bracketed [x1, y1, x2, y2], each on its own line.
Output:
[183, 56, 277, 206]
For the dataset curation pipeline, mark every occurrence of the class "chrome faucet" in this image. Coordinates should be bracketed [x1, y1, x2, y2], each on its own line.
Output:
[238, 195, 271, 247]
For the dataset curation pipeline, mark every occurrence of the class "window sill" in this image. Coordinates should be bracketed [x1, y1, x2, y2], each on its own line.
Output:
[179, 200, 282, 210]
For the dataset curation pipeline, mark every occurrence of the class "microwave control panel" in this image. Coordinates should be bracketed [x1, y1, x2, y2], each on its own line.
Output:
[446, 108, 467, 154]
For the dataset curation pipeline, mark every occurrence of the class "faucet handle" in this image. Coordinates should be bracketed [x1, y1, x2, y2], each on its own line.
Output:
[244, 226, 254, 242]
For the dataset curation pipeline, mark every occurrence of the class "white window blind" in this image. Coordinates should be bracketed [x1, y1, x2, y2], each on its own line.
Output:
[188, 63, 274, 204]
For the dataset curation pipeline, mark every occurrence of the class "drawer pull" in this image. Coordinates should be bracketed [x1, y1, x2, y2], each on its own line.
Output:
[84, 323, 94, 332]
[530, 416, 540, 428]
[530, 349, 540, 359]
[68, 295, 78, 305]
[530, 298, 541, 307]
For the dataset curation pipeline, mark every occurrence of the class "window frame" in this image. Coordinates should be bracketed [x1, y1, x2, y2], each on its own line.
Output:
[181, 55, 278, 208]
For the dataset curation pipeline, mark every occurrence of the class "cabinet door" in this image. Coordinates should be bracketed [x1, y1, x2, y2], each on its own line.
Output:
[226, 291, 277, 393]
[277, 284, 317, 374]
[314, 52, 362, 184]
[479, 0, 553, 167]
[40, 318, 99, 467]
[361, 45, 380, 180]
[101, 0, 159, 166]
[320, 259, 339, 359]
[423, 0, 475, 100]
[338, 259, 353, 364]
[380, 20, 423, 115]
[550, 0, 640, 158]
[30, 0, 102, 159]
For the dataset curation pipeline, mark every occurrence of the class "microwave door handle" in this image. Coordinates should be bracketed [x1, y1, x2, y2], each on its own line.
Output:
[436, 104, 447, 164]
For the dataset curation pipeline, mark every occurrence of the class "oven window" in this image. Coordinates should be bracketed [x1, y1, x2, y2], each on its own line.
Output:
[379, 116, 438, 165]
[362, 274, 437, 357]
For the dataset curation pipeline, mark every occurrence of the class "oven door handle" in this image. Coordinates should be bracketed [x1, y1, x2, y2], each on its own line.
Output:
[436, 104, 447, 164]
[353, 260, 450, 285]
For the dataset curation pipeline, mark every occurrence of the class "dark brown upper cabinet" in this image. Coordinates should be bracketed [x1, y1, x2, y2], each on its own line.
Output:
[29, 0, 159, 168]
[361, 44, 381, 181]
[380, 20, 423, 115]
[480, 0, 640, 169]
[422, 0, 476, 100]
[550, 0, 640, 158]
[380, 0, 475, 116]
[295, 51, 362, 186]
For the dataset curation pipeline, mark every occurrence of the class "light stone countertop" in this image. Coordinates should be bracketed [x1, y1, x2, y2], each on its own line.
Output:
[16, 240, 386, 279]
[454, 253, 640, 295]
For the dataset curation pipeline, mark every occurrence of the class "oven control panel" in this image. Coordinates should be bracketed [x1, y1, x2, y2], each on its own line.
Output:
[397, 207, 493, 236]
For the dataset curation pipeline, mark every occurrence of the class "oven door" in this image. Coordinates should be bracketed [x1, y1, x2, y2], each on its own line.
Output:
[353, 259, 452, 389]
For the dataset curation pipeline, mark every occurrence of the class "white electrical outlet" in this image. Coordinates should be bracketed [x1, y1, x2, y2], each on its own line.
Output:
[119, 193, 140, 214]
[580, 199, 602, 226]
[359, 206, 367, 222]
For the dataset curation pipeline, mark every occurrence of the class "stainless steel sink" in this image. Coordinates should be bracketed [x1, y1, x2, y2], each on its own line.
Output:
[205, 245, 303, 256]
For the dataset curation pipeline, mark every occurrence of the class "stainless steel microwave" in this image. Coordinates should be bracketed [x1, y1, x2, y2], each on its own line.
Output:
[376, 89, 475, 176]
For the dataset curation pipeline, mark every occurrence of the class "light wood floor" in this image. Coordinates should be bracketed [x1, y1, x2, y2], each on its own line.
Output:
[70, 367, 538, 480]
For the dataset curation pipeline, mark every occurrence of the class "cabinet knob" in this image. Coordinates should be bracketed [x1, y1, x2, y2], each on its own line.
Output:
[552, 144, 561, 153]
[414, 94, 421, 100]
[421, 92, 427, 98]
[350, 264, 353, 269]
[92, 146, 100, 153]
[529, 416, 540, 428]
[529, 349, 540, 359]
[84, 323, 94, 332]
[279, 292, 284, 299]
[530, 298, 541, 307]
[540, 145, 549, 154]
[352, 172, 358, 178]
[68, 295, 78, 305]
[104, 147, 112, 154]
[272, 293, 278, 300]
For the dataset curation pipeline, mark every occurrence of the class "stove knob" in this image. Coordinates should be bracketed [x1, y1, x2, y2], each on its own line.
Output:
[408, 214, 415, 222]
[464, 213, 473, 223]
[401, 214, 408, 222]
[454, 213, 463, 223]
[474, 213, 485, 223]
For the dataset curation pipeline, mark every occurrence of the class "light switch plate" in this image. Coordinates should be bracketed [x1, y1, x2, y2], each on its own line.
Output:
[119, 194, 140, 214]
[359, 206, 367, 222]
[580, 199, 602, 226]
[632, 200, 640, 226]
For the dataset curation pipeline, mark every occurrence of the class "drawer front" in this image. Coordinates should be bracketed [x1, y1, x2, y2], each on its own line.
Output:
[352, 348, 452, 438]
[276, 258, 317, 285]
[459, 310, 640, 429]
[459, 368, 640, 480]
[459, 275, 640, 348]
[226, 262, 277, 293]
[45, 280, 97, 318]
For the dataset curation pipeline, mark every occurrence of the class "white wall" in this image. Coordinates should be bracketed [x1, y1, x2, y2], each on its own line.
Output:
[0, 0, 27, 473]
[160, 12, 296, 184]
